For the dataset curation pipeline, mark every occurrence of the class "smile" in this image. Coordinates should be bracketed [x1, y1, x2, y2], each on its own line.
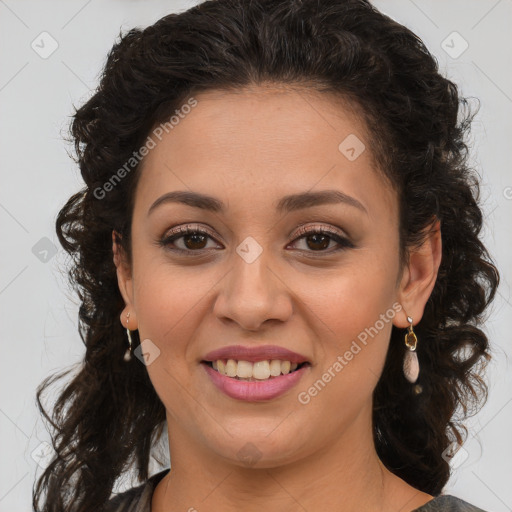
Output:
[204, 359, 309, 381]
[201, 360, 311, 401]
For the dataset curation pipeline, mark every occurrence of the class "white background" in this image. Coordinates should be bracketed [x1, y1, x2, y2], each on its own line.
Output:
[0, 1, 511, 511]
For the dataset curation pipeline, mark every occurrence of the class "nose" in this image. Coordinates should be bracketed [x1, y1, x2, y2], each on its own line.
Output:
[212, 249, 293, 332]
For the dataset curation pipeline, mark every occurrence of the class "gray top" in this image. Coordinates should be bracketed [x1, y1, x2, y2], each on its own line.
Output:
[103, 469, 488, 512]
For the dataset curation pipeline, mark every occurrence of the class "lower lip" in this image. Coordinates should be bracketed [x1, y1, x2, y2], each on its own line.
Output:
[202, 363, 309, 402]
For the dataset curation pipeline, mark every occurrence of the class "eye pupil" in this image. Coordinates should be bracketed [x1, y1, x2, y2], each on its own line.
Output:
[184, 233, 207, 249]
[306, 233, 330, 251]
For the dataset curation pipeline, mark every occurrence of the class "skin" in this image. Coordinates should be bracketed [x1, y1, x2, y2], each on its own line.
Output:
[113, 84, 442, 512]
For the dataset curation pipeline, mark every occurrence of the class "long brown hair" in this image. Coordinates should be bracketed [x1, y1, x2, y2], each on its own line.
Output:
[33, 1, 499, 510]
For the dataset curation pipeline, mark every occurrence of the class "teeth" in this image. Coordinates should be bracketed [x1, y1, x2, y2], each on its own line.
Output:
[225, 359, 237, 377]
[237, 360, 253, 378]
[212, 359, 302, 380]
[252, 361, 271, 380]
[269, 359, 282, 377]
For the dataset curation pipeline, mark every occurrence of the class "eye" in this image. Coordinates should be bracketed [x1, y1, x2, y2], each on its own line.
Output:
[158, 223, 354, 255]
[158, 224, 221, 253]
[288, 224, 354, 253]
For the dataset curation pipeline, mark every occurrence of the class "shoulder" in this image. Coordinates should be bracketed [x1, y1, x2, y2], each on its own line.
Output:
[102, 468, 170, 512]
[413, 495, 489, 512]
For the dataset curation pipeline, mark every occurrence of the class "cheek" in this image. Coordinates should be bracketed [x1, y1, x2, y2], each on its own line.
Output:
[131, 266, 215, 414]
[132, 261, 220, 358]
[296, 248, 398, 338]
[293, 252, 399, 400]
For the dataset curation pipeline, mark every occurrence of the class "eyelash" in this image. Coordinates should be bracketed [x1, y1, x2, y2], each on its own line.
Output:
[158, 223, 355, 255]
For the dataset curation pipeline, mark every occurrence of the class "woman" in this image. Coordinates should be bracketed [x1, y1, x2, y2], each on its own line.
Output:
[32, 0, 499, 511]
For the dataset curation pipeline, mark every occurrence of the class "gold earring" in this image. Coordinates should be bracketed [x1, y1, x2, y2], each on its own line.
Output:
[124, 312, 132, 362]
[403, 316, 419, 384]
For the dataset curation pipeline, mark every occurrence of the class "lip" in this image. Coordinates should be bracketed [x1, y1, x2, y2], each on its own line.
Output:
[202, 344, 310, 364]
[202, 362, 310, 402]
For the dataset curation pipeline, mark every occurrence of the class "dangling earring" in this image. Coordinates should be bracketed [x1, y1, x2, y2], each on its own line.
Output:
[124, 312, 132, 362]
[403, 315, 420, 383]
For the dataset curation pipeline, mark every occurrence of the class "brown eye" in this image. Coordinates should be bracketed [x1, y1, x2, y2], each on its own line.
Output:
[301, 233, 332, 251]
[180, 232, 208, 250]
[159, 225, 221, 253]
[289, 225, 354, 253]
[158, 223, 354, 255]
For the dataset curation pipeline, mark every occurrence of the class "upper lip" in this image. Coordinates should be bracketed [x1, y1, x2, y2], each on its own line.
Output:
[202, 344, 310, 364]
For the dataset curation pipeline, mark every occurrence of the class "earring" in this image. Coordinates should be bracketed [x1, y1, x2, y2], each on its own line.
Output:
[403, 316, 419, 383]
[124, 312, 132, 362]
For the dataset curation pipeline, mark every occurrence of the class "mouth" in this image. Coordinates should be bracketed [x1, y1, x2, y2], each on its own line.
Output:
[201, 359, 311, 382]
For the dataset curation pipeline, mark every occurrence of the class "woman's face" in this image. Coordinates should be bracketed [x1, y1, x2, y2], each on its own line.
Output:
[117, 86, 410, 467]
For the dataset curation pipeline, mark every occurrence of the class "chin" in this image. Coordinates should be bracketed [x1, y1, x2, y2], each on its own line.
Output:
[207, 427, 310, 469]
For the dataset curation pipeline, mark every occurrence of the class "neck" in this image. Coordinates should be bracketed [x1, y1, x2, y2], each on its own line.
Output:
[152, 405, 431, 512]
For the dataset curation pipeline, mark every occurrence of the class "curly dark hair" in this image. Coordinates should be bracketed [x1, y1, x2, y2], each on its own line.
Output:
[32, 0, 499, 510]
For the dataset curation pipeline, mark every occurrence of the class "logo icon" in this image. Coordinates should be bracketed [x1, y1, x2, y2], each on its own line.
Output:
[441, 32, 469, 59]
[237, 442, 263, 467]
[31, 32, 59, 59]
[441, 441, 469, 469]
[31, 441, 55, 469]
[236, 236, 263, 264]
[338, 134, 366, 161]
[134, 339, 161, 365]
[32, 237, 58, 263]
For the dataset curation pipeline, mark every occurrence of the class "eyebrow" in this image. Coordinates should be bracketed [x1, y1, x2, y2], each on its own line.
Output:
[147, 189, 367, 216]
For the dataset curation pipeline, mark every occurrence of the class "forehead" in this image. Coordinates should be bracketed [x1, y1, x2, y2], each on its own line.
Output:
[162, 85, 371, 165]
[135, 85, 397, 220]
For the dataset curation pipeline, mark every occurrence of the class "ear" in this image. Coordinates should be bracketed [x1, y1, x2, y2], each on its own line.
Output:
[112, 230, 137, 329]
[394, 218, 442, 328]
